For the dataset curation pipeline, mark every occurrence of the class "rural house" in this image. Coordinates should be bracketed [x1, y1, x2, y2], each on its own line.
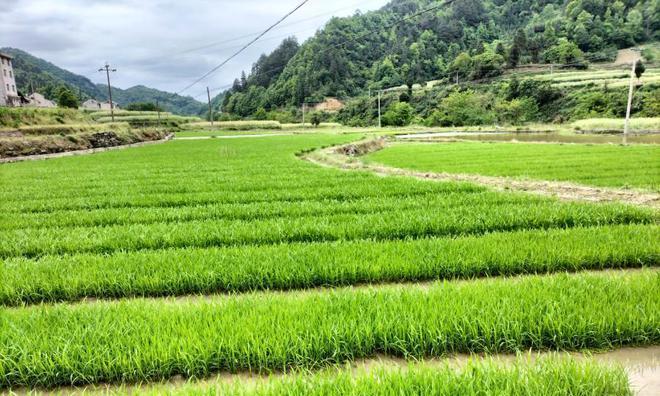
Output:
[81, 99, 120, 111]
[0, 52, 21, 107]
[26, 92, 57, 108]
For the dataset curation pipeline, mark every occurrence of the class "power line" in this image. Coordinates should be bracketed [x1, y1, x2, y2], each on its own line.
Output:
[195, 0, 457, 99]
[177, 0, 311, 95]
[173, 0, 382, 56]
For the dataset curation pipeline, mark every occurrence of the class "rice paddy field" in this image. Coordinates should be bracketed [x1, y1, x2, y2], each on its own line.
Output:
[366, 141, 660, 191]
[1, 133, 659, 394]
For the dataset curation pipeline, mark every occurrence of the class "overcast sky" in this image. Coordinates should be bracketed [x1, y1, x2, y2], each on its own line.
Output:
[0, 0, 389, 101]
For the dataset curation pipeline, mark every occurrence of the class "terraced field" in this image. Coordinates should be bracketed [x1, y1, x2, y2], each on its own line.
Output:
[532, 67, 660, 88]
[0, 134, 658, 393]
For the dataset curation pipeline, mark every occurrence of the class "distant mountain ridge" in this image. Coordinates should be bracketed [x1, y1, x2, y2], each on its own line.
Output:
[0, 47, 204, 115]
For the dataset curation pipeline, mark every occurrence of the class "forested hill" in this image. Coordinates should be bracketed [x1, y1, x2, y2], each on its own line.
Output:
[222, 0, 659, 117]
[1, 47, 204, 115]
[98, 85, 206, 116]
[2, 47, 105, 100]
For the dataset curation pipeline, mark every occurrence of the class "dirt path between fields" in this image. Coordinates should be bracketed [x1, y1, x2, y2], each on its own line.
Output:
[302, 139, 660, 208]
[0, 134, 175, 164]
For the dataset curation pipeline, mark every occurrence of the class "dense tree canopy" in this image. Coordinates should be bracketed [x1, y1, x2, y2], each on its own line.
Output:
[220, 0, 658, 117]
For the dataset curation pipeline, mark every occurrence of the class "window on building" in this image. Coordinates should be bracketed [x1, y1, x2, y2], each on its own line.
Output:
[9, 71, 12, 78]
[2, 70, 6, 77]
[6, 84, 9, 92]
[12, 85, 15, 92]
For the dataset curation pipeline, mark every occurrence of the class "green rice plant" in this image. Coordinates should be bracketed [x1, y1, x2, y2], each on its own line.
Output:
[1, 224, 657, 306]
[365, 141, 660, 190]
[124, 358, 632, 396]
[0, 270, 657, 388]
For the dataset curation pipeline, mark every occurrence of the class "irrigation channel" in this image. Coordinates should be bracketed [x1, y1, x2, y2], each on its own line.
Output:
[394, 131, 660, 144]
[12, 346, 658, 395]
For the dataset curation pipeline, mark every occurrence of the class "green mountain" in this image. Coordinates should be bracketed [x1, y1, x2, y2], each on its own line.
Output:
[98, 84, 205, 116]
[222, 0, 659, 116]
[1, 47, 204, 115]
[1, 47, 104, 100]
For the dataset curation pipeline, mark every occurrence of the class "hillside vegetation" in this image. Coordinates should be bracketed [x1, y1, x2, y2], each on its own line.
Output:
[220, 0, 659, 123]
[0, 48, 205, 116]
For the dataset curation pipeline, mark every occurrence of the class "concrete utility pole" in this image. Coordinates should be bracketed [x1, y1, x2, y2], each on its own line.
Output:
[206, 87, 214, 127]
[377, 90, 382, 128]
[302, 102, 306, 128]
[156, 99, 161, 128]
[98, 63, 117, 122]
[623, 60, 638, 145]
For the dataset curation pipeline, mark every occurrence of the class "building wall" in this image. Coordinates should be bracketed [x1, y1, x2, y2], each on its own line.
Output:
[0, 54, 19, 107]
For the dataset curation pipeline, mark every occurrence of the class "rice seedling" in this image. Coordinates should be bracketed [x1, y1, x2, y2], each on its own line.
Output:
[0, 270, 657, 388]
[1, 224, 656, 306]
[122, 357, 632, 396]
[365, 141, 660, 190]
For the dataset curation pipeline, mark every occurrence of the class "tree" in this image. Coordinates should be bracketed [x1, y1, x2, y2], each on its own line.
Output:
[635, 60, 646, 79]
[56, 86, 79, 108]
[427, 89, 495, 127]
[471, 51, 505, 79]
[508, 29, 528, 67]
[382, 102, 414, 127]
[449, 52, 473, 80]
[126, 102, 162, 112]
[543, 38, 585, 65]
[309, 111, 322, 127]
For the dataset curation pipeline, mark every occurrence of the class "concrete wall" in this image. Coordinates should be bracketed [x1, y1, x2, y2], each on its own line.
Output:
[0, 54, 19, 107]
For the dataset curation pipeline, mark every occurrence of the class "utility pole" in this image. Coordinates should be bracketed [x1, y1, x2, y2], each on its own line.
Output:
[455, 72, 459, 85]
[302, 102, 306, 128]
[623, 59, 638, 145]
[206, 87, 214, 127]
[98, 63, 117, 122]
[156, 99, 161, 128]
[377, 90, 382, 128]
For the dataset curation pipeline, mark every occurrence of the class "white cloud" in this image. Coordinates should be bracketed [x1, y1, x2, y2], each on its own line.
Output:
[0, 0, 389, 97]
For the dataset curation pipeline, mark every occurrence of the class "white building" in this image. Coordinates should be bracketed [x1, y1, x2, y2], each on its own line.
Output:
[0, 52, 21, 107]
[81, 99, 120, 111]
[26, 92, 56, 108]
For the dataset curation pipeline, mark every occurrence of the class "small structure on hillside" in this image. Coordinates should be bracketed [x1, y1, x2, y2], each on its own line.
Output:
[0, 52, 21, 107]
[81, 99, 120, 111]
[314, 97, 344, 112]
[26, 92, 56, 108]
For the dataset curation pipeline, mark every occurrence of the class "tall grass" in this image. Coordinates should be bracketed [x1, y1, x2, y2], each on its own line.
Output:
[573, 117, 660, 131]
[183, 121, 283, 130]
[1, 225, 657, 306]
[130, 358, 632, 396]
[0, 270, 657, 388]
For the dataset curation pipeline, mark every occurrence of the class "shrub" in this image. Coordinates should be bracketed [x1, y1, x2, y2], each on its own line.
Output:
[309, 112, 323, 127]
[427, 90, 495, 127]
[56, 87, 80, 109]
[543, 38, 586, 66]
[382, 102, 414, 127]
[495, 98, 539, 124]
[125, 102, 163, 112]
